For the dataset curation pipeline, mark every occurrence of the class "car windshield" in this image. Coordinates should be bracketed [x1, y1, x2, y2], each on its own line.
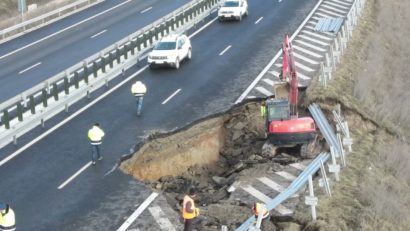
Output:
[223, 1, 239, 7]
[267, 105, 290, 121]
[154, 42, 176, 50]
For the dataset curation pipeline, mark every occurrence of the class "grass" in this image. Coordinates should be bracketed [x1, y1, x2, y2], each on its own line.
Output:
[296, 0, 410, 230]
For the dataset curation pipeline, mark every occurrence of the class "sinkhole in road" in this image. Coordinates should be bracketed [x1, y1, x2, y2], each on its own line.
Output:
[119, 100, 315, 229]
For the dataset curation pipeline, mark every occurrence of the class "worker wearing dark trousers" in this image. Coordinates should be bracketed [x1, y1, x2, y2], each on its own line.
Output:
[0, 203, 15, 231]
[182, 188, 200, 231]
[87, 123, 105, 166]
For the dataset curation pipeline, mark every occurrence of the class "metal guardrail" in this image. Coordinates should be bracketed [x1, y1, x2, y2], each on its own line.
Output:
[0, 0, 221, 149]
[0, 0, 103, 44]
[318, 0, 365, 86]
[236, 103, 354, 231]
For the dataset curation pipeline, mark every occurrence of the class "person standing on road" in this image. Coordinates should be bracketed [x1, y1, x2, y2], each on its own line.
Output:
[0, 203, 15, 231]
[87, 123, 105, 166]
[182, 188, 200, 231]
[131, 81, 147, 116]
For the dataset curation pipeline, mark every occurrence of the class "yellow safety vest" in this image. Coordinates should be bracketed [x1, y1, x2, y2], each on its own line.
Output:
[0, 207, 16, 230]
[182, 195, 198, 220]
[253, 203, 269, 219]
[131, 82, 147, 96]
[260, 105, 266, 117]
[87, 126, 105, 145]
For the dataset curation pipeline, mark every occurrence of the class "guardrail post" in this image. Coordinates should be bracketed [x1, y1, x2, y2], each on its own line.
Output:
[29, 96, 35, 114]
[328, 146, 340, 181]
[93, 61, 98, 77]
[342, 121, 353, 152]
[74, 72, 80, 89]
[337, 133, 346, 167]
[100, 53, 106, 73]
[109, 52, 114, 68]
[17, 103, 23, 122]
[42, 89, 48, 107]
[52, 83, 59, 101]
[124, 44, 129, 59]
[2, 111, 10, 129]
[319, 160, 332, 197]
[305, 175, 318, 221]
[83, 61, 89, 84]
[116, 44, 121, 64]
[64, 77, 69, 95]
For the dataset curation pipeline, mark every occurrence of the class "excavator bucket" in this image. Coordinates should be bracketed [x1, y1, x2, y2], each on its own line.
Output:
[273, 81, 289, 99]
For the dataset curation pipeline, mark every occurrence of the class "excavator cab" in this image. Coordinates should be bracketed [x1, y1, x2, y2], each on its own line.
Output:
[266, 99, 290, 122]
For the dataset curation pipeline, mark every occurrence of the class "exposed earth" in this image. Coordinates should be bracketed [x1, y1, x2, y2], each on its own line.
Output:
[121, 0, 410, 230]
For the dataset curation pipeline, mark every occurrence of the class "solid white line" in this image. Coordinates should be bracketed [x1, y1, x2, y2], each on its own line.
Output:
[255, 17, 263, 24]
[140, 6, 153, 14]
[90, 29, 107, 38]
[57, 162, 92, 189]
[0, 13, 219, 167]
[117, 192, 159, 231]
[148, 206, 176, 231]
[18, 62, 41, 74]
[0, 65, 148, 167]
[162, 89, 181, 104]
[0, 0, 132, 60]
[219, 45, 232, 56]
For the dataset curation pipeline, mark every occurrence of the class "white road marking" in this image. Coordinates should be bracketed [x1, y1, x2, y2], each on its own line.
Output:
[18, 62, 41, 74]
[255, 17, 263, 24]
[321, 4, 348, 14]
[256, 86, 273, 96]
[0, 65, 148, 167]
[140, 6, 153, 14]
[117, 192, 159, 231]
[294, 40, 326, 52]
[219, 45, 232, 56]
[0, 0, 132, 60]
[269, 70, 280, 78]
[241, 185, 293, 215]
[290, 162, 306, 171]
[58, 162, 92, 189]
[304, 25, 335, 36]
[0, 14, 218, 167]
[293, 45, 323, 58]
[275, 62, 315, 72]
[90, 29, 107, 38]
[262, 78, 275, 86]
[258, 177, 285, 192]
[293, 52, 319, 65]
[316, 10, 344, 19]
[325, 1, 350, 10]
[275, 171, 297, 181]
[330, 0, 351, 7]
[162, 89, 181, 104]
[148, 206, 177, 231]
[298, 34, 329, 46]
[301, 30, 333, 40]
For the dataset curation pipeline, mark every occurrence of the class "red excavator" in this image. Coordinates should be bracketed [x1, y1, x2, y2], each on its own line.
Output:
[265, 34, 316, 157]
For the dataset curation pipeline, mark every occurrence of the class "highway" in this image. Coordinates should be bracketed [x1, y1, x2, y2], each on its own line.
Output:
[0, 0, 317, 230]
[0, 0, 192, 102]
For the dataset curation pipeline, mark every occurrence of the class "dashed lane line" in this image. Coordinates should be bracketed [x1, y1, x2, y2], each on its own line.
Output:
[58, 162, 92, 189]
[219, 45, 232, 56]
[90, 29, 107, 38]
[140, 6, 153, 14]
[255, 17, 263, 24]
[18, 62, 42, 74]
[162, 89, 181, 105]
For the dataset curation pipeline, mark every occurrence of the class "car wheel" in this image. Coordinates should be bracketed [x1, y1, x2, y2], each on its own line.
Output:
[218, 17, 224, 22]
[175, 57, 180, 69]
[149, 63, 155, 70]
[187, 48, 192, 60]
[238, 14, 242, 21]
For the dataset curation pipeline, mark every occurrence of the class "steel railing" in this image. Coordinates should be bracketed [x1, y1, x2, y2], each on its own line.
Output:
[0, 0, 221, 149]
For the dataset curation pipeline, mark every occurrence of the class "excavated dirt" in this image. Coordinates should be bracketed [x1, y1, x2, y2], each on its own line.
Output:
[120, 101, 319, 230]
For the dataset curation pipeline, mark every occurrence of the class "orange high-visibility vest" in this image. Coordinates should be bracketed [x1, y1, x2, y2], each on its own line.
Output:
[253, 203, 269, 219]
[182, 195, 198, 220]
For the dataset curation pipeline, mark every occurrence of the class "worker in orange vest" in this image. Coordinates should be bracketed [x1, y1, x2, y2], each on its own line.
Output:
[252, 202, 270, 230]
[181, 188, 200, 231]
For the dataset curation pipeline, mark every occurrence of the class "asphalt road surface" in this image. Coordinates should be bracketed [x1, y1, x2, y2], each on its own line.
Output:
[0, 0, 192, 102]
[0, 0, 317, 230]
